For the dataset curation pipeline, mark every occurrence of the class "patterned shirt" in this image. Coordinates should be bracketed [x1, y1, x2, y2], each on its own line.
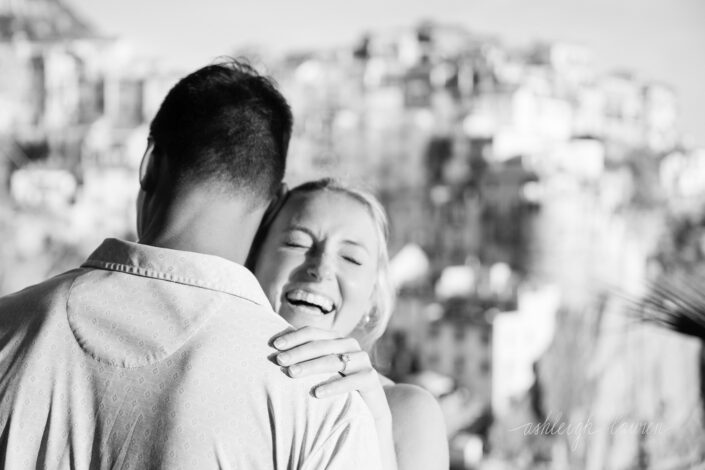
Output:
[0, 238, 382, 469]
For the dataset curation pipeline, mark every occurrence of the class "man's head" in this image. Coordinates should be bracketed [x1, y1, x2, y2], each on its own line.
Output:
[137, 59, 293, 260]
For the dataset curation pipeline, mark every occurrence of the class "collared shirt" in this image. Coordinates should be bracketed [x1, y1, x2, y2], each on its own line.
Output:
[0, 238, 382, 469]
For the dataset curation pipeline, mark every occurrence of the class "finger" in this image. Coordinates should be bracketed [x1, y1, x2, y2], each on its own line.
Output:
[273, 326, 339, 350]
[276, 337, 361, 366]
[315, 370, 392, 422]
[314, 369, 381, 398]
[287, 351, 370, 377]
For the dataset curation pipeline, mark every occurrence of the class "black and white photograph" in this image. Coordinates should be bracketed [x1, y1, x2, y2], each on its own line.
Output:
[0, 0, 704, 468]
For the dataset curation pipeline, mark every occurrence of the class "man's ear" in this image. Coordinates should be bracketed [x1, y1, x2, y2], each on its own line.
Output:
[139, 138, 158, 192]
[261, 182, 289, 228]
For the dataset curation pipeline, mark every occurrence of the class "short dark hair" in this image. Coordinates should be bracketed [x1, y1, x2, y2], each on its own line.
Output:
[149, 58, 292, 203]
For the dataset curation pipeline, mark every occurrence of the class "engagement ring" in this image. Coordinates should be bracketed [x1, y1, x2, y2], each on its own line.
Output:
[338, 353, 351, 375]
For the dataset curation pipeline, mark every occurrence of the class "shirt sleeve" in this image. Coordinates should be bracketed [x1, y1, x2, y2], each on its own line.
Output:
[301, 410, 384, 470]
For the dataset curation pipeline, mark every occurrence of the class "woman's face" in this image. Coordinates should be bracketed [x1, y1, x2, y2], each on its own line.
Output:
[254, 190, 380, 336]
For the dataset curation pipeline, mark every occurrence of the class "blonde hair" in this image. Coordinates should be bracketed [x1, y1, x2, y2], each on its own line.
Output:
[287, 178, 395, 350]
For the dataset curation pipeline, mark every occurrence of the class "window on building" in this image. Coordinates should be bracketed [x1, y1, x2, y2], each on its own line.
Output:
[480, 359, 491, 374]
[480, 329, 491, 345]
[453, 355, 466, 376]
[428, 322, 442, 339]
[427, 353, 441, 369]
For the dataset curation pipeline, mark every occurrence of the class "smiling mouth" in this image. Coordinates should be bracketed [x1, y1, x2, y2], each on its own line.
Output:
[285, 289, 336, 314]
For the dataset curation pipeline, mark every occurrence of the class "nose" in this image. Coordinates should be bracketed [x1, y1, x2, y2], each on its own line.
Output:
[305, 254, 334, 281]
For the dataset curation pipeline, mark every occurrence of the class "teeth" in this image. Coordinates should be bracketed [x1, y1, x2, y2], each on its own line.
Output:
[286, 289, 334, 313]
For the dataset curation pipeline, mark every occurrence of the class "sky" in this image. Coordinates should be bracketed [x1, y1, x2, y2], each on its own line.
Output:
[69, 0, 705, 147]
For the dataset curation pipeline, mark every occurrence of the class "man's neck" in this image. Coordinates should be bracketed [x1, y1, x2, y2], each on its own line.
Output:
[139, 190, 265, 265]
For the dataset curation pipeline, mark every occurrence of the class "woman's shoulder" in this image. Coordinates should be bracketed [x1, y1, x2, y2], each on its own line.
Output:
[381, 380, 449, 470]
[382, 381, 442, 419]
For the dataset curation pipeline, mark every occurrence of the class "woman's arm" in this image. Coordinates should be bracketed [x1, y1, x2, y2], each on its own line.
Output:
[273, 326, 398, 470]
[384, 384, 449, 470]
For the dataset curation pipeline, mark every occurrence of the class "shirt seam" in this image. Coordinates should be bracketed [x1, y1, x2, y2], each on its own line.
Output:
[82, 260, 262, 306]
[65, 268, 226, 369]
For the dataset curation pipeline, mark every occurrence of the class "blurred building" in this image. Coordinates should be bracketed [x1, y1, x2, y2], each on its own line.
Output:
[643, 83, 678, 153]
[272, 20, 700, 468]
[659, 147, 705, 213]
[0, 0, 182, 292]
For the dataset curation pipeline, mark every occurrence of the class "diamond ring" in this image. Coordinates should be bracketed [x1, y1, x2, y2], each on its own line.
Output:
[338, 353, 352, 376]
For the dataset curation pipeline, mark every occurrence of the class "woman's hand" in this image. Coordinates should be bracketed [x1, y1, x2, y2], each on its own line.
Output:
[273, 326, 398, 469]
[273, 326, 391, 422]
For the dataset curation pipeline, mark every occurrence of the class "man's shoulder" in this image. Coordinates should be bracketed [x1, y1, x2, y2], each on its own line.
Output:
[201, 301, 371, 419]
[0, 267, 87, 363]
[296, 389, 383, 470]
[0, 267, 87, 317]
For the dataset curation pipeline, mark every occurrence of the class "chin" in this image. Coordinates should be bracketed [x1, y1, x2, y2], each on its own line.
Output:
[279, 308, 330, 330]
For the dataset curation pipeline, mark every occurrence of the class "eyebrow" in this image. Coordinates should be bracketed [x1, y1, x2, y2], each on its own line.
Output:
[286, 225, 315, 237]
[341, 239, 370, 254]
[286, 225, 371, 254]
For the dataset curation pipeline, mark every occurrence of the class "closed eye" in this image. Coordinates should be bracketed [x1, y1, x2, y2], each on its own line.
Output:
[284, 241, 310, 248]
[342, 255, 363, 266]
[283, 229, 313, 249]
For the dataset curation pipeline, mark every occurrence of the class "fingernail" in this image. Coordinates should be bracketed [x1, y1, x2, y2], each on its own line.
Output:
[315, 387, 329, 398]
[288, 365, 300, 376]
[274, 338, 287, 349]
[277, 353, 290, 365]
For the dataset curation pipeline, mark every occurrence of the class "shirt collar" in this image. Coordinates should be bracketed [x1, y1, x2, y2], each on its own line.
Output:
[82, 238, 271, 307]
